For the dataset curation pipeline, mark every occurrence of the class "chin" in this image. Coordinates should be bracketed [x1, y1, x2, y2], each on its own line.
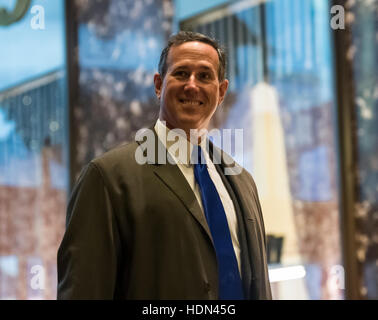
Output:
[178, 118, 201, 128]
[169, 116, 207, 131]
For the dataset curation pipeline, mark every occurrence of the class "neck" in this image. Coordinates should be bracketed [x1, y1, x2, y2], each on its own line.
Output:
[160, 120, 206, 145]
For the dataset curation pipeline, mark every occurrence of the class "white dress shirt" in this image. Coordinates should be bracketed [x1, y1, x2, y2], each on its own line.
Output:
[154, 119, 241, 274]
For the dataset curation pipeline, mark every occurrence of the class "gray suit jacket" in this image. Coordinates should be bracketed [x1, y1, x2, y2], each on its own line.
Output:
[57, 129, 272, 299]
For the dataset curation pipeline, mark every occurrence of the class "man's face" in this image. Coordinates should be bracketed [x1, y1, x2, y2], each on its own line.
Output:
[154, 41, 228, 134]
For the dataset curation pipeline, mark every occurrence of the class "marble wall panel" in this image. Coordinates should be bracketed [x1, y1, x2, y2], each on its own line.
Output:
[72, 0, 174, 178]
[346, 0, 378, 299]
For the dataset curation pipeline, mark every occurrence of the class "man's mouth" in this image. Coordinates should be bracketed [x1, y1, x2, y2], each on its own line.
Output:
[179, 99, 203, 106]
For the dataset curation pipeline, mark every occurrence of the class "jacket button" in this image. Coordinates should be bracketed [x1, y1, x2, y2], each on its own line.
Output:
[204, 282, 211, 292]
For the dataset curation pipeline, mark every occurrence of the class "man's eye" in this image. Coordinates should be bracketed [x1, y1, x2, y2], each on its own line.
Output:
[199, 73, 211, 80]
[174, 71, 188, 77]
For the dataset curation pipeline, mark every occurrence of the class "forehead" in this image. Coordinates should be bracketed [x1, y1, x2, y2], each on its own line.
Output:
[166, 41, 220, 70]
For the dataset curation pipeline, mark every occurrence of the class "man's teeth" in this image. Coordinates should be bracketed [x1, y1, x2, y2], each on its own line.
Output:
[181, 100, 201, 105]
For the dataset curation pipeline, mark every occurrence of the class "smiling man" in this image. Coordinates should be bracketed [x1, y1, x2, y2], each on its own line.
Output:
[154, 39, 228, 137]
[57, 31, 271, 300]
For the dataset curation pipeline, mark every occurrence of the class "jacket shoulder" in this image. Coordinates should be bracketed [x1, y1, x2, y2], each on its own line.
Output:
[93, 141, 138, 165]
[79, 141, 143, 187]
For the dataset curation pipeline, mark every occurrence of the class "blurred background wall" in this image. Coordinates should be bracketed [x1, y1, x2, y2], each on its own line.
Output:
[0, 0, 376, 300]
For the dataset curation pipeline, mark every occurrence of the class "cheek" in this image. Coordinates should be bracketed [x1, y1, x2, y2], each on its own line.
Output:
[163, 84, 177, 98]
[208, 88, 220, 104]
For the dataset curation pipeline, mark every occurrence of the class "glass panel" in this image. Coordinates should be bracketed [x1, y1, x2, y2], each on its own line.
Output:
[0, 0, 68, 299]
[265, 0, 343, 300]
[180, 0, 344, 299]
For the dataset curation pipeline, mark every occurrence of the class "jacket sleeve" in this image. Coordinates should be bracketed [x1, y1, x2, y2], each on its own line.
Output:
[57, 162, 121, 299]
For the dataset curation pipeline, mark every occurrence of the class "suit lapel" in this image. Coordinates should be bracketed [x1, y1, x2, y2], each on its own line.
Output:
[228, 172, 265, 299]
[140, 126, 213, 244]
[152, 162, 213, 243]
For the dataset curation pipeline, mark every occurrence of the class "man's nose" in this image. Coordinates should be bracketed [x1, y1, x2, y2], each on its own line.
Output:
[184, 74, 199, 93]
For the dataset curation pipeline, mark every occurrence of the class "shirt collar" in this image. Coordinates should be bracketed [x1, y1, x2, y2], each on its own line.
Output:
[154, 119, 210, 167]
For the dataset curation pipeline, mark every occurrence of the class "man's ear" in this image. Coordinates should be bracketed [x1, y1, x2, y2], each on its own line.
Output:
[154, 73, 163, 99]
[218, 79, 229, 105]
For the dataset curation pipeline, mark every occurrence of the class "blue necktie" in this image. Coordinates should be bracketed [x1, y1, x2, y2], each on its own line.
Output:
[192, 145, 244, 300]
